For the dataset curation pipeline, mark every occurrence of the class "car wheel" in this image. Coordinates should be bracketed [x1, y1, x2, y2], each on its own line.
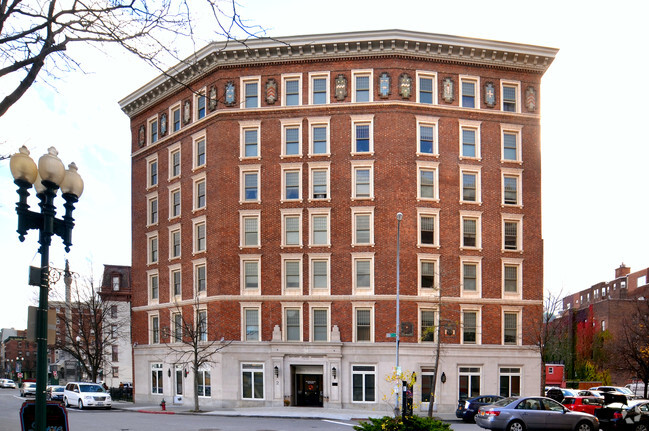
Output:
[78, 400, 84, 410]
[507, 420, 526, 431]
[576, 421, 594, 431]
[636, 424, 649, 431]
[64, 397, 69, 407]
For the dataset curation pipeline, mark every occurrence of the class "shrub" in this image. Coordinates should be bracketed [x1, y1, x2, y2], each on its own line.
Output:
[353, 415, 452, 431]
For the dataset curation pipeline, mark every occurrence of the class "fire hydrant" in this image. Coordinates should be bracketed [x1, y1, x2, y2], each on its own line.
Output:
[160, 399, 166, 411]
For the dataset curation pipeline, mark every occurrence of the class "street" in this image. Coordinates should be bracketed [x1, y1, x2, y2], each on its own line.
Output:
[0, 389, 476, 431]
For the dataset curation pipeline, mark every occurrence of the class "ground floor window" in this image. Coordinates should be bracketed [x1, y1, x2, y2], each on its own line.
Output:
[151, 363, 163, 394]
[197, 368, 211, 397]
[458, 367, 481, 400]
[175, 365, 183, 395]
[499, 367, 521, 397]
[420, 368, 436, 403]
[242, 363, 264, 400]
[352, 365, 375, 402]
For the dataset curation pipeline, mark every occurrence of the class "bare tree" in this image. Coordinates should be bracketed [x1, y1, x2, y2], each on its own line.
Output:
[163, 297, 230, 412]
[0, 0, 265, 117]
[613, 299, 649, 398]
[530, 290, 565, 394]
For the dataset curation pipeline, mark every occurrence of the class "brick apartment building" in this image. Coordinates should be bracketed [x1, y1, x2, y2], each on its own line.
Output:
[120, 30, 557, 413]
[1, 330, 36, 381]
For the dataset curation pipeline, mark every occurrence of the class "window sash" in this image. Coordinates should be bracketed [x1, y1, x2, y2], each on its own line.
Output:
[463, 219, 477, 247]
[462, 173, 477, 201]
[504, 177, 518, 204]
[355, 169, 371, 197]
[421, 261, 435, 289]
[419, 77, 433, 104]
[504, 266, 518, 292]
[196, 140, 206, 166]
[245, 309, 259, 341]
[355, 124, 370, 152]
[462, 81, 476, 108]
[355, 76, 370, 102]
[420, 170, 435, 198]
[463, 263, 477, 291]
[421, 310, 435, 342]
[196, 265, 206, 292]
[244, 261, 259, 289]
[244, 129, 258, 157]
[245, 82, 258, 108]
[285, 216, 300, 245]
[285, 127, 300, 155]
[312, 216, 328, 245]
[419, 125, 434, 153]
[285, 309, 300, 340]
[503, 133, 517, 160]
[285, 260, 300, 288]
[312, 126, 327, 154]
[244, 217, 259, 246]
[285, 79, 299, 105]
[356, 309, 371, 341]
[312, 170, 328, 198]
[420, 215, 435, 245]
[503, 86, 517, 111]
[463, 312, 477, 343]
[244, 172, 258, 201]
[312, 78, 327, 104]
[462, 129, 476, 157]
[504, 313, 517, 344]
[504, 222, 518, 250]
[356, 260, 371, 288]
[313, 309, 328, 341]
[355, 214, 371, 244]
[312, 260, 328, 289]
[285, 171, 300, 200]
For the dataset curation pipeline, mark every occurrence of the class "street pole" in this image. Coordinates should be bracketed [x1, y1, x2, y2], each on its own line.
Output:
[394, 212, 403, 417]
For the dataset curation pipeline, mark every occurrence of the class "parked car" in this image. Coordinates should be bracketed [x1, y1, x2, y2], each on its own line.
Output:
[46, 385, 65, 401]
[63, 382, 112, 409]
[456, 395, 505, 422]
[475, 396, 600, 431]
[578, 390, 606, 398]
[590, 386, 638, 398]
[595, 393, 649, 431]
[563, 396, 605, 415]
[20, 382, 37, 397]
[546, 387, 579, 402]
[0, 379, 17, 389]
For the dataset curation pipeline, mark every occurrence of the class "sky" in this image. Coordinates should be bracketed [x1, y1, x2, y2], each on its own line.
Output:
[1, 0, 648, 329]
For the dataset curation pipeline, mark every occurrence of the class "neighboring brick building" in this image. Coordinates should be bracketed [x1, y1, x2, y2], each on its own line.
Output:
[120, 30, 557, 413]
[1, 330, 36, 381]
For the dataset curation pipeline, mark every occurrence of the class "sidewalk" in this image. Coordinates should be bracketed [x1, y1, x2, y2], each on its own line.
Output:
[112, 400, 459, 422]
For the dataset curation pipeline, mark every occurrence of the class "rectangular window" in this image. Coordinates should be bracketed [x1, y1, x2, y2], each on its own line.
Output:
[463, 218, 477, 248]
[419, 124, 434, 154]
[499, 367, 521, 397]
[355, 308, 371, 342]
[285, 308, 301, 341]
[463, 263, 477, 292]
[459, 367, 481, 400]
[421, 368, 435, 403]
[195, 222, 206, 252]
[462, 173, 477, 202]
[151, 363, 163, 393]
[461, 80, 476, 108]
[421, 310, 436, 342]
[285, 127, 300, 156]
[112, 367, 119, 378]
[355, 259, 372, 289]
[284, 78, 300, 106]
[244, 261, 259, 289]
[148, 159, 158, 187]
[197, 368, 211, 397]
[419, 168, 435, 199]
[149, 197, 158, 225]
[172, 106, 181, 132]
[149, 118, 158, 144]
[195, 138, 206, 167]
[312, 309, 328, 341]
[243, 171, 258, 202]
[420, 260, 435, 290]
[355, 123, 370, 153]
[462, 128, 476, 158]
[151, 316, 160, 344]
[503, 132, 518, 161]
[463, 311, 477, 344]
[419, 76, 434, 104]
[353, 167, 371, 199]
[197, 93, 206, 119]
[198, 310, 207, 342]
[504, 176, 518, 205]
[354, 74, 370, 102]
[504, 265, 518, 293]
[244, 309, 260, 341]
[311, 169, 328, 199]
[241, 363, 264, 399]
[284, 215, 300, 246]
[312, 76, 328, 104]
[195, 179, 206, 209]
[312, 125, 328, 155]
[149, 236, 158, 264]
[311, 213, 329, 246]
[284, 170, 300, 200]
[243, 216, 259, 247]
[311, 258, 329, 291]
[504, 221, 518, 250]
[504, 313, 517, 345]
[420, 215, 436, 246]
[173, 312, 182, 342]
[171, 149, 181, 178]
[352, 365, 376, 402]
[170, 188, 181, 218]
[244, 129, 258, 158]
[170, 228, 181, 258]
[195, 263, 206, 293]
[353, 212, 372, 245]
[244, 81, 259, 108]
[111, 345, 118, 363]
[284, 260, 300, 290]
[502, 84, 518, 112]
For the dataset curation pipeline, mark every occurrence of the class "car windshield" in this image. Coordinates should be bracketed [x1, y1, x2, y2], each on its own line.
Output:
[53, 387, 64, 392]
[79, 384, 104, 393]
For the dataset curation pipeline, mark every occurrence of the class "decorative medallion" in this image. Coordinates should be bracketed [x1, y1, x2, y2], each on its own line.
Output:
[183, 100, 191, 124]
[208, 86, 217, 111]
[399, 73, 412, 99]
[484, 82, 496, 108]
[442, 77, 454, 103]
[525, 86, 537, 112]
[378, 72, 391, 98]
[224, 81, 236, 106]
[265, 78, 278, 105]
[160, 113, 168, 137]
[334, 74, 347, 101]
[138, 125, 146, 147]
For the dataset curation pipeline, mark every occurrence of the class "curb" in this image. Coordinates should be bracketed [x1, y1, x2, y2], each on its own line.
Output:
[135, 409, 176, 415]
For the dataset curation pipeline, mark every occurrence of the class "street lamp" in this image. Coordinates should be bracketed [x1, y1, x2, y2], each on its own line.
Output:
[10, 145, 83, 431]
[394, 212, 403, 417]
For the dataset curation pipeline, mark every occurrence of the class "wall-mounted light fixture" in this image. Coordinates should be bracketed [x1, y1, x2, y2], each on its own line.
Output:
[274, 366, 279, 378]
[332, 367, 337, 379]
[184, 369, 188, 378]
[168, 369, 171, 378]
[441, 372, 447, 384]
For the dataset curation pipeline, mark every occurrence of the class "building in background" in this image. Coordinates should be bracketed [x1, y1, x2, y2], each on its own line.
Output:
[120, 29, 557, 413]
[1, 330, 36, 381]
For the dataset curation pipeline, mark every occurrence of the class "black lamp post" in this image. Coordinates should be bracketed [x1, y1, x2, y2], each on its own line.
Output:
[10, 145, 83, 431]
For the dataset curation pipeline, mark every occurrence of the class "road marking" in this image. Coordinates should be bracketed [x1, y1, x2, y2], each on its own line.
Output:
[322, 419, 355, 427]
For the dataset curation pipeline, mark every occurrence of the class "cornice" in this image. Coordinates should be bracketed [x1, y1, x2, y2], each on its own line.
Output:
[119, 29, 559, 118]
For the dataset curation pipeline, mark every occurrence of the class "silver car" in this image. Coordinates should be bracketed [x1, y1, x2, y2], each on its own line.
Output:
[476, 396, 599, 431]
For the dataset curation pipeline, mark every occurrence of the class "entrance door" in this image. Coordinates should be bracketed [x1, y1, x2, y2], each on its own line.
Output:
[174, 365, 183, 396]
[296, 374, 323, 407]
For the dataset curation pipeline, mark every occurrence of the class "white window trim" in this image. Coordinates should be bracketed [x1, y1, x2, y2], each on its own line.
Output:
[192, 215, 207, 255]
[417, 253, 440, 296]
[280, 163, 303, 202]
[350, 114, 375, 156]
[502, 307, 523, 346]
[460, 210, 482, 251]
[351, 160, 375, 200]
[192, 131, 207, 171]
[352, 252, 375, 295]
[146, 192, 158, 228]
[307, 116, 331, 157]
[195, 307, 208, 342]
[239, 209, 261, 249]
[418, 304, 439, 343]
[168, 222, 182, 261]
[352, 303, 375, 343]
[239, 254, 261, 295]
[351, 207, 375, 247]
[280, 118, 303, 158]
[351, 69, 374, 103]
[281, 73, 302, 107]
[308, 208, 331, 247]
[460, 306, 482, 345]
[501, 168, 523, 208]
[147, 115, 159, 145]
[417, 208, 441, 248]
[415, 116, 440, 156]
[500, 124, 523, 164]
[416, 71, 438, 105]
[459, 164, 482, 205]
[147, 269, 159, 305]
[146, 231, 158, 265]
[239, 164, 261, 204]
[501, 80, 521, 113]
[281, 253, 303, 296]
[459, 119, 482, 161]
[309, 253, 331, 296]
[240, 76, 261, 109]
[460, 256, 483, 298]
[149, 313, 160, 344]
[170, 102, 182, 133]
[240, 303, 262, 342]
[308, 72, 330, 105]
[168, 142, 182, 181]
[168, 185, 181, 220]
[459, 75, 481, 109]
[169, 263, 182, 301]
[196, 366, 211, 397]
[281, 302, 304, 342]
[240, 362, 265, 399]
[308, 161, 331, 202]
[193, 257, 207, 297]
[350, 364, 377, 403]
[502, 213, 524, 253]
[416, 160, 440, 201]
[146, 154, 158, 190]
[239, 120, 262, 160]
[280, 208, 303, 248]
[194, 87, 207, 120]
[309, 303, 331, 342]
[192, 172, 207, 212]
